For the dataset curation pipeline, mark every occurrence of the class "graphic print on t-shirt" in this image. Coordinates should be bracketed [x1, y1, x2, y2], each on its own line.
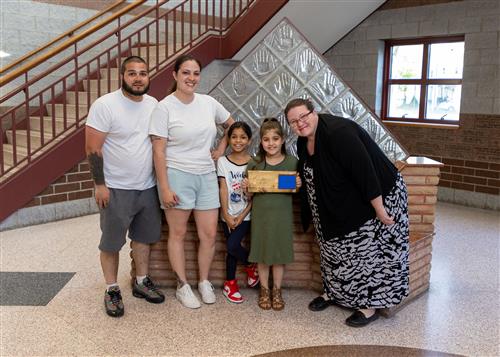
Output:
[229, 171, 244, 203]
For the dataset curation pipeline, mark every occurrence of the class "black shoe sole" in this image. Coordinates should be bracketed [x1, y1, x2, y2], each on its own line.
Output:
[106, 309, 124, 317]
[345, 313, 379, 327]
[132, 290, 165, 304]
[308, 297, 338, 312]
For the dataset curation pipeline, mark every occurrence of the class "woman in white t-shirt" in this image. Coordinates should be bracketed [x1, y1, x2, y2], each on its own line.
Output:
[149, 55, 234, 309]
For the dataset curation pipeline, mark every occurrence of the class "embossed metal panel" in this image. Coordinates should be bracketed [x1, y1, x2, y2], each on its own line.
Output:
[209, 19, 408, 161]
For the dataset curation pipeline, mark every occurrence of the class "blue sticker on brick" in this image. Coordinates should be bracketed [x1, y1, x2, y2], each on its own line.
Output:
[278, 175, 296, 189]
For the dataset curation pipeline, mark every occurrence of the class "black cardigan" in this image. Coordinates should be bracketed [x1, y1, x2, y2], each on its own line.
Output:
[298, 114, 398, 238]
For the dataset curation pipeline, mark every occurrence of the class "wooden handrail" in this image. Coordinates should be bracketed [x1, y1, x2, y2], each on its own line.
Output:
[0, 0, 127, 75]
[0, 0, 146, 87]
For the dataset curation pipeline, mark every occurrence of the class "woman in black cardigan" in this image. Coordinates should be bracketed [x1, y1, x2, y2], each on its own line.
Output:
[285, 98, 409, 327]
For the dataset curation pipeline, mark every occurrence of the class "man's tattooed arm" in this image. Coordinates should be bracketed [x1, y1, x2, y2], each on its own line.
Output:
[88, 152, 105, 185]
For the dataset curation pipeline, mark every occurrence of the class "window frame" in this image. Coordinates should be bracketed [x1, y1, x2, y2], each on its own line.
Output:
[381, 35, 465, 125]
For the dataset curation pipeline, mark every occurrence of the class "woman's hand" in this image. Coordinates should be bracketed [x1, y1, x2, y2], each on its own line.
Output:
[296, 174, 302, 189]
[211, 147, 225, 161]
[371, 195, 394, 225]
[376, 207, 395, 225]
[160, 188, 179, 209]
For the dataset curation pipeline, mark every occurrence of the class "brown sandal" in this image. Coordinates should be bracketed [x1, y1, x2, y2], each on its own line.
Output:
[258, 287, 271, 310]
[272, 287, 285, 311]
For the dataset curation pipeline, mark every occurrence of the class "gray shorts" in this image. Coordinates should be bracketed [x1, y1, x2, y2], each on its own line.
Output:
[99, 186, 162, 252]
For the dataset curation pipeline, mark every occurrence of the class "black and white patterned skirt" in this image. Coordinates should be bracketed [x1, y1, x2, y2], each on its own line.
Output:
[304, 165, 409, 309]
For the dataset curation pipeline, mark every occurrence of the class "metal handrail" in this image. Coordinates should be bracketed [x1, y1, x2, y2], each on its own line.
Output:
[0, 0, 128, 76]
[0, 0, 257, 177]
[0, 0, 146, 87]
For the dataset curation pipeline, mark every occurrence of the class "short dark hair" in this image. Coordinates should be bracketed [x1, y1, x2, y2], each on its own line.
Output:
[120, 56, 147, 75]
[284, 98, 314, 119]
[228, 121, 252, 139]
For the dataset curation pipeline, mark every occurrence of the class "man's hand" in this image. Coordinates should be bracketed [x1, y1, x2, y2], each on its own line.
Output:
[95, 184, 110, 209]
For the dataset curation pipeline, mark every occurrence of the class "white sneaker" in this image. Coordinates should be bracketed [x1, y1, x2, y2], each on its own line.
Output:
[198, 280, 216, 304]
[176, 284, 201, 309]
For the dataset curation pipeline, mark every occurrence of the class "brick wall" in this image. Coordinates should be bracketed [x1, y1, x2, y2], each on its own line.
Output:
[23, 158, 94, 209]
[139, 159, 442, 315]
[324, 0, 500, 206]
[388, 113, 500, 196]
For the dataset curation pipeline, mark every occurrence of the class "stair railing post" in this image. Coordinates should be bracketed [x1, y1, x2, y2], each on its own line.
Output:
[74, 43, 80, 128]
[24, 72, 31, 163]
[155, 0, 160, 72]
[117, 16, 122, 90]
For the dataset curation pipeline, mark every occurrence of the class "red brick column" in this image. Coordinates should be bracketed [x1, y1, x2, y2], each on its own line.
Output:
[137, 156, 442, 314]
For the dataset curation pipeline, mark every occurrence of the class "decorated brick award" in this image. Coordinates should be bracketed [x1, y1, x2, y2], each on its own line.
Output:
[247, 171, 297, 193]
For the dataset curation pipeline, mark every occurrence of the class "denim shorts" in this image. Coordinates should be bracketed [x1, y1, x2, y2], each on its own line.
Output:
[161, 168, 220, 210]
[99, 186, 162, 252]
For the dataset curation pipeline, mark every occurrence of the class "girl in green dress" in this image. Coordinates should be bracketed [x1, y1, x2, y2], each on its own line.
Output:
[243, 118, 301, 311]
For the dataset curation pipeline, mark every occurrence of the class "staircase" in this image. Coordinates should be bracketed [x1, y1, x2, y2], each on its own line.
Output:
[0, 0, 288, 222]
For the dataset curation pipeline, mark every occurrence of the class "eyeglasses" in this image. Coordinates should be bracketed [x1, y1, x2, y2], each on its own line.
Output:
[288, 110, 312, 127]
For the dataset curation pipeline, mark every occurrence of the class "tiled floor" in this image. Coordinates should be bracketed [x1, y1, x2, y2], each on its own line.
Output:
[0, 203, 498, 356]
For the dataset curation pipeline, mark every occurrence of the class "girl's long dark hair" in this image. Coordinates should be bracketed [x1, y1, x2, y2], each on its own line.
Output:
[257, 118, 286, 163]
[169, 55, 202, 94]
[228, 121, 252, 139]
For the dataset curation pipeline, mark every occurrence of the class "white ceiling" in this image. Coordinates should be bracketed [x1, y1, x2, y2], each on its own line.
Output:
[234, 0, 385, 59]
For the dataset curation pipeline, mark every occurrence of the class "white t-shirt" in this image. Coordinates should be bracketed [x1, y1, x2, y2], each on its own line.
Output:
[148, 93, 230, 174]
[86, 89, 158, 190]
[217, 156, 251, 221]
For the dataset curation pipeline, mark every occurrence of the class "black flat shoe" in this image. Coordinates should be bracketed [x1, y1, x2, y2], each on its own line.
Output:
[308, 296, 338, 312]
[345, 310, 379, 327]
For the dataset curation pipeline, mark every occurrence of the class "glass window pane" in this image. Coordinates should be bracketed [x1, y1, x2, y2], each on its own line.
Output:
[388, 85, 421, 118]
[390, 45, 423, 79]
[428, 42, 464, 79]
[426, 85, 461, 120]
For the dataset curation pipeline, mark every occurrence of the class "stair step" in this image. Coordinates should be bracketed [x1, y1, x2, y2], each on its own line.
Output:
[29, 116, 77, 133]
[2, 144, 28, 166]
[46, 104, 88, 119]
[65, 91, 100, 105]
[99, 68, 120, 80]
[6, 129, 69, 148]
[83, 79, 120, 92]
[131, 44, 174, 58]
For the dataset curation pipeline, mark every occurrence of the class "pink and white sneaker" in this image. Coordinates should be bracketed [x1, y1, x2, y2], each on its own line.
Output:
[244, 264, 260, 288]
[223, 280, 243, 303]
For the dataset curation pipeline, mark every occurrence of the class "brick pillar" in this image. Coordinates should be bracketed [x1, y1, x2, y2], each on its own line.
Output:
[135, 156, 443, 314]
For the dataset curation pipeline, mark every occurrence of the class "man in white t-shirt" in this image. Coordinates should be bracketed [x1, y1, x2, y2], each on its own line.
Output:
[85, 56, 164, 318]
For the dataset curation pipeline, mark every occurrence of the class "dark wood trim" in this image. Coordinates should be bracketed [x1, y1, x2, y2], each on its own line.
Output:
[382, 35, 465, 124]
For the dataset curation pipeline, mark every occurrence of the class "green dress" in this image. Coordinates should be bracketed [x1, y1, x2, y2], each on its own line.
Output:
[247, 155, 298, 265]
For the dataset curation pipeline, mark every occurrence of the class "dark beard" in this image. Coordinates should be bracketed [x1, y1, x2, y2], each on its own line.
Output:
[122, 79, 150, 96]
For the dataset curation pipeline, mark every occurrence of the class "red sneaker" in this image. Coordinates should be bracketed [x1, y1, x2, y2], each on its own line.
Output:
[244, 264, 260, 288]
[223, 280, 243, 303]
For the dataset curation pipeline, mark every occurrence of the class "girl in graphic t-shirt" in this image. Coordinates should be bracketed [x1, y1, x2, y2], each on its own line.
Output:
[217, 122, 259, 303]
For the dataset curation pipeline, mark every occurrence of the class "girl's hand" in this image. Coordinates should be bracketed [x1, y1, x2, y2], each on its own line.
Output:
[223, 213, 235, 230]
[234, 214, 245, 228]
[160, 188, 179, 209]
[295, 174, 302, 189]
[242, 178, 249, 192]
[376, 207, 395, 225]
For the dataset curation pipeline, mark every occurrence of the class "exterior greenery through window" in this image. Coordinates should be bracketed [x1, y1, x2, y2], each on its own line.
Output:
[382, 36, 464, 124]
